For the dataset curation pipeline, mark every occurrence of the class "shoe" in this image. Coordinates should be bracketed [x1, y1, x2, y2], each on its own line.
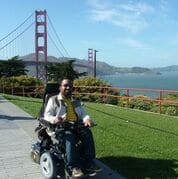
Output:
[90, 163, 102, 172]
[72, 167, 84, 178]
[85, 168, 96, 177]
[85, 163, 102, 176]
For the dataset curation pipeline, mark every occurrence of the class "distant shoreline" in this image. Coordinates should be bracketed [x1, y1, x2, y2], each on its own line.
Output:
[99, 71, 178, 98]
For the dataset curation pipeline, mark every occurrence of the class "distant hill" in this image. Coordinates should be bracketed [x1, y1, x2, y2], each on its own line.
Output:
[152, 65, 178, 72]
[3, 54, 178, 76]
[18, 53, 157, 76]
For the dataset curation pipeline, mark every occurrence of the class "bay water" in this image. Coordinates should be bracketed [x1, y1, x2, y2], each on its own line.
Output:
[99, 71, 178, 98]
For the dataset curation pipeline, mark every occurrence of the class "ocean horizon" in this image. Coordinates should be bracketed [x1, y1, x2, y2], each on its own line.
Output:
[99, 71, 178, 98]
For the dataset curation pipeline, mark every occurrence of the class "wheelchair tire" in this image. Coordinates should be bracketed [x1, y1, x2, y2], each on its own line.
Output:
[40, 152, 57, 179]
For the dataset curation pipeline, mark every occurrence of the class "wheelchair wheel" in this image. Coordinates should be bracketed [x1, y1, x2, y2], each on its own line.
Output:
[40, 152, 57, 179]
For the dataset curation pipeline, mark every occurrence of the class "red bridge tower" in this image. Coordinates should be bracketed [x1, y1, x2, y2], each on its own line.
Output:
[88, 48, 93, 76]
[35, 10, 47, 83]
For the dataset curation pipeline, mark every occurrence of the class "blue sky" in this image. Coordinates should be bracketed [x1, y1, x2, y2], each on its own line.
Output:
[1, 0, 178, 68]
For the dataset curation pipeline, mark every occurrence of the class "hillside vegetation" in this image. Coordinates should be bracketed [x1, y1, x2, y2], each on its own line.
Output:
[20, 53, 154, 76]
[2, 53, 178, 76]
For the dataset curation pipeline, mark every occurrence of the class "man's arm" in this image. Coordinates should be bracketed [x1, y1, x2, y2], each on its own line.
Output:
[80, 105, 94, 127]
[44, 97, 62, 124]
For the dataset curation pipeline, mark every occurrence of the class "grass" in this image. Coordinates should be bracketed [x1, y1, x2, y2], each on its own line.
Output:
[2, 94, 42, 118]
[2, 94, 178, 179]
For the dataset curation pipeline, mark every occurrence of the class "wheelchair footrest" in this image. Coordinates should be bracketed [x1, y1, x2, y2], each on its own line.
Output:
[30, 142, 41, 164]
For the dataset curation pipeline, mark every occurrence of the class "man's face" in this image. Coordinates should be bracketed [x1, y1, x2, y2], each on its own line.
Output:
[60, 79, 73, 97]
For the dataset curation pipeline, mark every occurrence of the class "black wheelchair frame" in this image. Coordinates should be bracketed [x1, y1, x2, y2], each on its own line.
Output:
[31, 119, 88, 179]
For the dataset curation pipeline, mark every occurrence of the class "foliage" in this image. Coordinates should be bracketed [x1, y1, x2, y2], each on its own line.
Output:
[0, 75, 43, 97]
[104, 89, 119, 105]
[0, 56, 28, 77]
[163, 93, 178, 100]
[149, 103, 160, 113]
[74, 76, 109, 86]
[161, 94, 178, 116]
[165, 105, 177, 116]
[128, 95, 153, 111]
[118, 94, 129, 107]
[47, 60, 86, 82]
[118, 94, 178, 116]
[74, 77, 119, 105]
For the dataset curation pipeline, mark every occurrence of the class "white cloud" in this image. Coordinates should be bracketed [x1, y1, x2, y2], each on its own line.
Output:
[117, 37, 153, 51]
[87, 0, 155, 33]
[120, 2, 154, 15]
[91, 9, 117, 21]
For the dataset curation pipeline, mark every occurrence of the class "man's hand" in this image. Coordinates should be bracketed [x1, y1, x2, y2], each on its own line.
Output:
[54, 116, 63, 124]
[84, 119, 93, 127]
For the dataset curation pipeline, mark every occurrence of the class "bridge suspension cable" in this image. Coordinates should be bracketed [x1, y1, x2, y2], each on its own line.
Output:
[37, 15, 65, 58]
[0, 21, 35, 51]
[0, 12, 34, 43]
[48, 33, 65, 57]
[0, 10, 72, 63]
[47, 14, 71, 57]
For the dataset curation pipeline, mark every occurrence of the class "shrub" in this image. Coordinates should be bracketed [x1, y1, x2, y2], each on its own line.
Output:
[163, 93, 178, 100]
[165, 106, 177, 116]
[105, 89, 119, 105]
[150, 104, 160, 113]
[128, 95, 153, 111]
[118, 95, 129, 107]
[74, 77, 119, 105]
[0, 75, 43, 97]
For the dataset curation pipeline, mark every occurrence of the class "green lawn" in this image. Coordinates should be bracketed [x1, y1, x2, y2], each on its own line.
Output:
[2, 94, 178, 179]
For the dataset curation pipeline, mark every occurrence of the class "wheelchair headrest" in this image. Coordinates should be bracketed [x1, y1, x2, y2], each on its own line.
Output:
[45, 83, 59, 94]
[42, 83, 59, 104]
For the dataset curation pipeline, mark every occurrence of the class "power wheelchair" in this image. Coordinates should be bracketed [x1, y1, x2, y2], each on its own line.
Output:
[30, 83, 97, 179]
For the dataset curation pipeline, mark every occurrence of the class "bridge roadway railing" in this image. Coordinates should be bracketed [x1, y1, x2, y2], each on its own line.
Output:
[0, 84, 178, 114]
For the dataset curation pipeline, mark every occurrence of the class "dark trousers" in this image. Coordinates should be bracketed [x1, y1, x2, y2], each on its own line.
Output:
[64, 128, 95, 169]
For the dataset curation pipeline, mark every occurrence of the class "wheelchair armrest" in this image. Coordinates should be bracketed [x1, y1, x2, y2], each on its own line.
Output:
[62, 121, 97, 130]
[38, 117, 55, 129]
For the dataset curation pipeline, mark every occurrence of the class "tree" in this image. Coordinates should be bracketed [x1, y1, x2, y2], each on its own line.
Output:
[0, 56, 28, 77]
[47, 60, 86, 82]
[0, 61, 6, 78]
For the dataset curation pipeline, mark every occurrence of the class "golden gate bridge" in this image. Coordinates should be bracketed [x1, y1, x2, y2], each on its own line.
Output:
[0, 10, 96, 82]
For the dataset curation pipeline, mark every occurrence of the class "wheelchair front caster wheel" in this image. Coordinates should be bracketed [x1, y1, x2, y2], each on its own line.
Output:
[40, 152, 57, 179]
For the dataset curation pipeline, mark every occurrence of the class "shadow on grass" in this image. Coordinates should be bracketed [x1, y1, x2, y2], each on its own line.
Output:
[87, 105, 178, 137]
[100, 156, 178, 179]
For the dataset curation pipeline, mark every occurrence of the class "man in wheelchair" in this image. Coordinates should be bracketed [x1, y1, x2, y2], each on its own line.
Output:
[35, 78, 101, 178]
